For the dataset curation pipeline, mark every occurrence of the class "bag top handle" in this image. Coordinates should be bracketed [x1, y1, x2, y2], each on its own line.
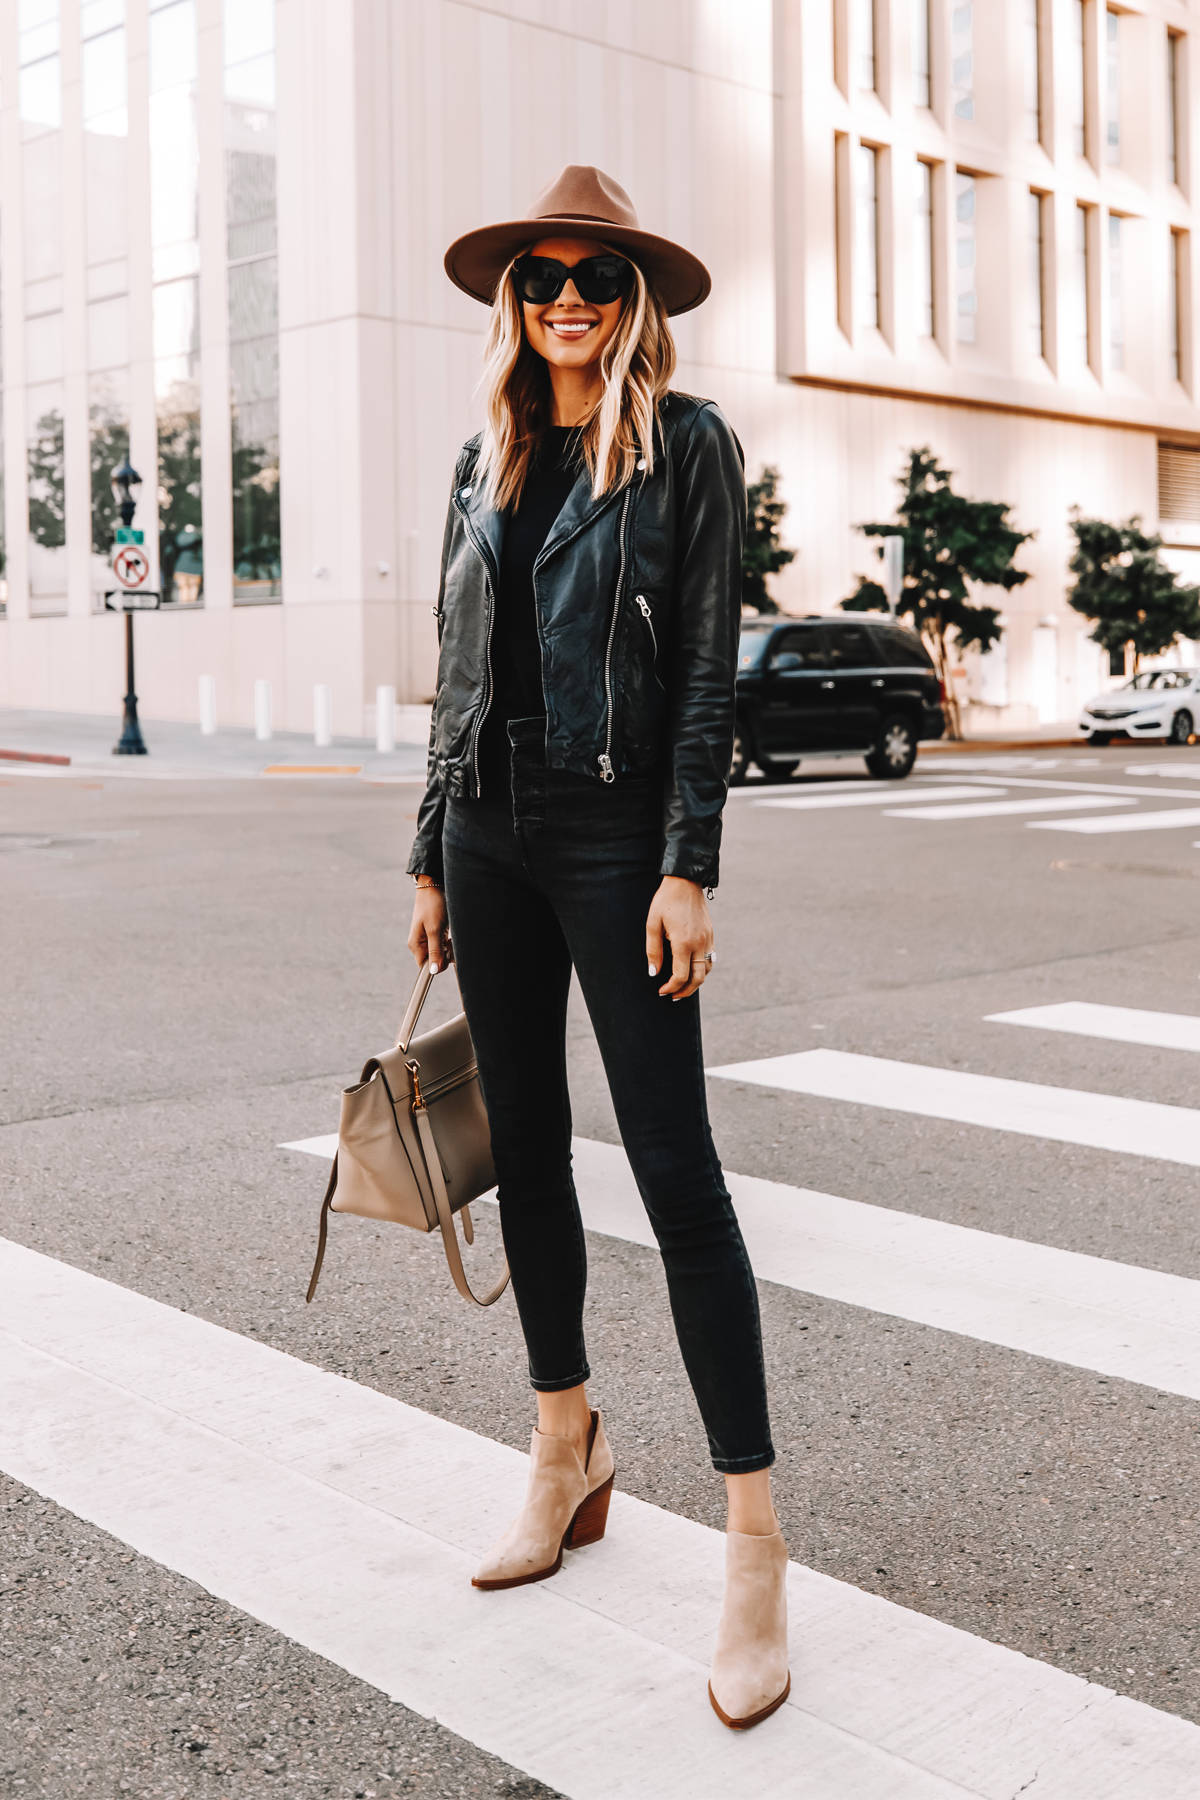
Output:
[396, 960, 437, 1053]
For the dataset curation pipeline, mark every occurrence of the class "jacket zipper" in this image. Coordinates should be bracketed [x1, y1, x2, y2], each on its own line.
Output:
[635, 594, 665, 690]
[456, 488, 498, 798]
[599, 489, 633, 783]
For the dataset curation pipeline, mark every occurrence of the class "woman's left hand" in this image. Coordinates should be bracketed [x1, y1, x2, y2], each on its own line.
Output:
[646, 876, 714, 1000]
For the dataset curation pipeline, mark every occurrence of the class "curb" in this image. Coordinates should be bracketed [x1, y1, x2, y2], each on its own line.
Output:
[919, 738, 1087, 754]
[0, 748, 71, 766]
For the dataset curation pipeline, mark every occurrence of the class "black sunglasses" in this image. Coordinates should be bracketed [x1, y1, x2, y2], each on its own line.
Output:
[511, 253, 635, 306]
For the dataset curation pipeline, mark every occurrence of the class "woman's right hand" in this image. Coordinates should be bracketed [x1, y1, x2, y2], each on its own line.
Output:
[407, 883, 452, 971]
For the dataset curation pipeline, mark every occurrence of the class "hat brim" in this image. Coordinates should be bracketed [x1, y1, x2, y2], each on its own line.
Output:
[444, 216, 711, 317]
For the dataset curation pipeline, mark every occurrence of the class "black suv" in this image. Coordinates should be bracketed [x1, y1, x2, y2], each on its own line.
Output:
[732, 615, 945, 783]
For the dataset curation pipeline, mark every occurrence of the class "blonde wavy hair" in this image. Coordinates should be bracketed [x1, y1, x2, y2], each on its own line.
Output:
[474, 249, 676, 512]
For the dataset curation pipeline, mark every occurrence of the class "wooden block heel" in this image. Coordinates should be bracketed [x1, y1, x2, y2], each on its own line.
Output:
[565, 1471, 613, 1548]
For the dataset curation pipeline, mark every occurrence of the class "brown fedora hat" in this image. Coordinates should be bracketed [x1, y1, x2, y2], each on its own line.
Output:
[444, 165, 711, 318]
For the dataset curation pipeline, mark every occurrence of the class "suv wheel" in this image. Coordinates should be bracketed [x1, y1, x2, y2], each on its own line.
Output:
[866, 714, 917, 779]
[1170, 710, 1194, 746]
[730, 724, 751, 786]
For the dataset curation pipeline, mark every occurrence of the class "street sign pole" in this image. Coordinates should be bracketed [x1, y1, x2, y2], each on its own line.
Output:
[882, 534, 905, 619]
[114, 607, 148, 756]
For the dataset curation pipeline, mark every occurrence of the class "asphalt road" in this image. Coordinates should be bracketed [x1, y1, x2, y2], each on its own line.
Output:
[3, 743, 1200, 1795]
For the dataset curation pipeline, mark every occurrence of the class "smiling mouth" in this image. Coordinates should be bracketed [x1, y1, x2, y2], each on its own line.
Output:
[547, 320, 597, 338]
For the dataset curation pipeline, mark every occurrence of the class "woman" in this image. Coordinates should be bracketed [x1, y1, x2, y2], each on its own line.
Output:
[407, 166, 789, 1731]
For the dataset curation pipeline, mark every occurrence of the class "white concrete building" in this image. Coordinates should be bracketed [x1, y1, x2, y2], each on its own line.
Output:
[1, 0, 1198, 734]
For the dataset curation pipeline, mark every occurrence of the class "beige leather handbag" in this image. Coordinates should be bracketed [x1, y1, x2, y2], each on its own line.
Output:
[305, 963, 509, 1307]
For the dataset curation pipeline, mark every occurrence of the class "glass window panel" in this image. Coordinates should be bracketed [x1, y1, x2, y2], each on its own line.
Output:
[912, 0, 930, 107]
[1106, 11, 1120, 165]
[153, 275, 199, 377]
[1029, 191, 1044, 359]
[224, 0, 273, 66]
[854, 145, 879, 329]
[89, 369, 129, 557]
[149, 92, 199, 251]
[915, 160, 934, 338]
[19, 0, 59, 32]
[1170, 232, 1181, 382]
[149, 0, 198, 93]
[25, 275, 63, 315]
[82, 0, 125, 37]
[1075, 204, 1090, 366]
[955, 172, 976, 343]
[1109, 214, 1123, 370]
[853, 0, 875, 91]
[82, 29, 127, 132]
[20, 58, 62, 129]
[1025, 0, 1041, 142]
[227, 131, 277, 260]
[87, 294, 128, 371]
[86, 132, 128, 265]
[225, 51, 274, 107]
[1168, 36, 1179, 187]
[27, 378, 67, 604]
[1071, 0, 1085, 155]
[23, 133, 63, 282]
[26, 311, 64, 383]
[952, 5, 973, 120]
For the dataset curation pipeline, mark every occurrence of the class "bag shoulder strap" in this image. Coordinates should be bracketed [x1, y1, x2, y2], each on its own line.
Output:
[305, 1151, 339, 1303]
[413, 1102, 510, 1308]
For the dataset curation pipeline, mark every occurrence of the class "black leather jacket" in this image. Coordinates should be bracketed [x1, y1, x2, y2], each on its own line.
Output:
[407, 392, 745, 888]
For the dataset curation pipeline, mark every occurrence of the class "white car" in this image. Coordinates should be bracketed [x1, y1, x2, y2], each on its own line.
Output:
[1080, 668, 1199, 745]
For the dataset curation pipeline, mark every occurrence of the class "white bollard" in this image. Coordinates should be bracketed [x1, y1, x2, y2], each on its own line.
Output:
[254, 679, 273, 742]
[314, 683, 333, 748]
[375, 684, 396, 753]
[199, 674, 217, 735]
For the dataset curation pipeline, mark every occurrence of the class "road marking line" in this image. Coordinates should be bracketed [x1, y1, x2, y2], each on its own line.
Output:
[886, 795, 1135, 821]
[987, 1002, 1200, 1054]
[1030, 806, 1200, 834]
[3, 1238, 1198, 1800]
[707, 1048, 1200, 1168]
[753, 786, 1000, 812]
[282, 1136, 1200, 1403]
[1126, 764, 1200, 778]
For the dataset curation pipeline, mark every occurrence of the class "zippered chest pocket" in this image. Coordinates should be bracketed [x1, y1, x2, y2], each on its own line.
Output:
[635, 595, 665, 691]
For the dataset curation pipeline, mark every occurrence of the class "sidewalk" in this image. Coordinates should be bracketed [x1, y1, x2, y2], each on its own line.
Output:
[0, 707, 429, 781]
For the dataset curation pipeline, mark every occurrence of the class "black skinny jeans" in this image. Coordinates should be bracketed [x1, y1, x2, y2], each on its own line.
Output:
[441, 718, 774, 1474]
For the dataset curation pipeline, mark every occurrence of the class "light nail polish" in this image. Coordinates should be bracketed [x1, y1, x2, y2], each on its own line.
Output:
[648, 963, 657, 977]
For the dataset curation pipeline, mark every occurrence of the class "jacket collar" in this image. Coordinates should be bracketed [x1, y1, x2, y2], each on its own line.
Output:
[455, 452, 638, 576]
[537, 467, 628, 566]
[454, 475, 505, 582]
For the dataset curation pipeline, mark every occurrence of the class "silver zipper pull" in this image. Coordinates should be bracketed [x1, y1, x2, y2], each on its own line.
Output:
[636, 595, 651, 617]
[598, 753, 615, 783]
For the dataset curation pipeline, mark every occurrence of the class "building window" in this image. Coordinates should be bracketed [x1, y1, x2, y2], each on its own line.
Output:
[952, 5, 974, 121]
[1106, 10, 1120, 166]
[21, 0, 66, 616]
[1029, 191, 1045, 360]
[83, 0, 130, 597]
[1170, 231, 1185, 383]
[855, 144, 880, 330]
[853, 0, 875, 92]
[955, 172, 977, 343]
[912, 0, 930, 108]
[915, 161, 934, 338]
[1168, 34, 1181, 188]
[225, 0, 281, 603]
[150, 0, 203, 606]
[1108, 213, 1123, 371]
[1025, 0, 1041, 143]
[1075, 203, 1091, 368]
[1071, 0, 1086, 156]
[1159, 443, 1200, 521]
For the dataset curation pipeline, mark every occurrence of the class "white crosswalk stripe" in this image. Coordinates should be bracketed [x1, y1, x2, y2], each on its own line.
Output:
[4, 1236, 1199, 1800]
[1030, 806, 1200, 834]
[706, 1048, 1200, 1166]
[751, 785, 999, 812]
[987, 1002, 1200, 1054]
[886, 794, 1135, 821]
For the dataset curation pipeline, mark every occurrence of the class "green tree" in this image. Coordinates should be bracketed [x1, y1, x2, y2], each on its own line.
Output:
[1067, 512, 1200, 669]
[742, 465, 796, 614]
[156, 395, 203, 604]
[27, 408, 66, 549]
[842, 446, 1032, 738]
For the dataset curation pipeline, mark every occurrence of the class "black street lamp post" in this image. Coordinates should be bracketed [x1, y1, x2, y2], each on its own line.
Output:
[111, 457, 148, 757]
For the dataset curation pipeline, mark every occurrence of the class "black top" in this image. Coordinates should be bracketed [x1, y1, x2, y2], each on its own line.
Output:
[477, 426, 581, 793]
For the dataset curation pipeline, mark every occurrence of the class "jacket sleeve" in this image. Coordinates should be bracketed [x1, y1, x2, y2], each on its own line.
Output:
[405, 466, 465, 885]
[660, 402, 746, 889]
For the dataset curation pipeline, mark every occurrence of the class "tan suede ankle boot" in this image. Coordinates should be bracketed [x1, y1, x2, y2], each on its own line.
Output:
[708, 1525, 791, 1729]
[472, 1410, 614, 1591]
